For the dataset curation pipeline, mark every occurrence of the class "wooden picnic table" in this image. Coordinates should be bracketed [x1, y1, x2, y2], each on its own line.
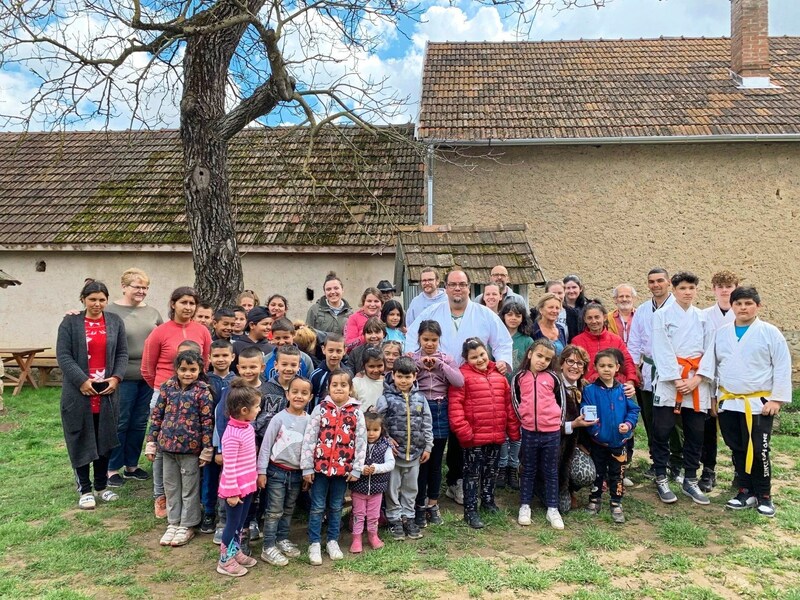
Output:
[0, 347, 51, 396]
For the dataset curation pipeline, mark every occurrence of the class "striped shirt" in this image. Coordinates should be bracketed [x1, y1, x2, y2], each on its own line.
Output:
[218, 417, 258, 499]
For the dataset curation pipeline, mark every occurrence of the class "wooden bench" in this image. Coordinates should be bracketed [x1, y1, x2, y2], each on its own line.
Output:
[30, 355, 61, 387]
[1, 349, 60, 394]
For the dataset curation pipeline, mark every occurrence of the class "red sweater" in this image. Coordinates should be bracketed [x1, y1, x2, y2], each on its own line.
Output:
[571, 329, 640, 386]
[449, 362, 520, 448]
[141, 320, 212, 388]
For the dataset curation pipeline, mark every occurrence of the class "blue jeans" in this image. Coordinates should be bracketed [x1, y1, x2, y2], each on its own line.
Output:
[307, 474, 347, 544]
[497, 437, 521, 469]
[201, 460, 221, 516]
[108, 379, 153, 471]
[263, 464, 302, 549]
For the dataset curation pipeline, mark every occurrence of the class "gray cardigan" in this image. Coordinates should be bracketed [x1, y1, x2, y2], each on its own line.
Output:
[57, 311, 128, 468]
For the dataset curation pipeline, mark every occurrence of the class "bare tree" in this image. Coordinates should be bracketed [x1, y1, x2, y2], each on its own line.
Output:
[0, 0, 608, 306]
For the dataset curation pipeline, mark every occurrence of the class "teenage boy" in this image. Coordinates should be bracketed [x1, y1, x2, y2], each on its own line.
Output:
[628, 267, 683, 480]
[211, 307, 236, 341]
[201, 339, 236, 534]
[698, 270, 740, 492]
[375, 357, 433, 541]
[651, 272, 715, 506]
[264, 318, 314, 379]
[232, 306, 275, 366]
[309, 333, 352, 411]
[194, 302, 214, 330]
[699, 286, 792, 517]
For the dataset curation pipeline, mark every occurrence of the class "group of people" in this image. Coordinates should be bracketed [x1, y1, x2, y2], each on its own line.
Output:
[56, 264, 792, 577]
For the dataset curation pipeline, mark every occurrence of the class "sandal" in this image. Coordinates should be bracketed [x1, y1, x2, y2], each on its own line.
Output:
[78, 493, 96, 510]
[98, 489, 119, 502]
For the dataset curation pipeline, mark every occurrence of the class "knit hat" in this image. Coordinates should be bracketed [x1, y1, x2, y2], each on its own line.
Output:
[377, 280, 396, 293]
[247, 306, 271, 325]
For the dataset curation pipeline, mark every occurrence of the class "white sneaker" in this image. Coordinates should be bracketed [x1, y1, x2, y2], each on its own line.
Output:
[260, 546, 289, 566]
[159, 525, 179, 546]
[546, 508, 564, 530]
[326, 540, 344, 561]
[308, 542, 322, 566]
[623, 477, 634, 487]
[517, 504, 532, 526]
[276, 539, 301, 558]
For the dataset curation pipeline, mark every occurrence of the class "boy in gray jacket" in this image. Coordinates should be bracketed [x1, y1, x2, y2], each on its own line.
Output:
[375, 357, 433, 540]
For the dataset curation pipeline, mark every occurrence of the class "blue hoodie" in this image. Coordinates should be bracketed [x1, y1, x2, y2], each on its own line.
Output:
[580, 380, 640, 449]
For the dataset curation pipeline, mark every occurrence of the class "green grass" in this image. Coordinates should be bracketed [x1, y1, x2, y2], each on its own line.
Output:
[657, 516, 709, 547]
[446, 556, 505, 593]
[504, 562, 554, 591]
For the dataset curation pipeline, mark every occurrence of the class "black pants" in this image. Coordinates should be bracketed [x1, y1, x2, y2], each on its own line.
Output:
[719, 410, 773, 498]
[652, 406, 705, 479]
[589, 443, 626, 504]
[445, 431, 463, 487]
[417, 437, 447, 505]
[700, 413, 718, 472]
[639, 389, 684, 466]
[74, 413, 110, 494]
[462, 444, 500, 514]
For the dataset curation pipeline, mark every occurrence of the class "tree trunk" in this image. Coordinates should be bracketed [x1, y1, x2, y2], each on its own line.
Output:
[180, 29, 244, 307]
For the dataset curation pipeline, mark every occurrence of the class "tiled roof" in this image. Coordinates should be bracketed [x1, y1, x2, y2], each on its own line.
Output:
[418, 37, 800, 141]
[0, 125, 424, 248]
[397, 224, 545, 285]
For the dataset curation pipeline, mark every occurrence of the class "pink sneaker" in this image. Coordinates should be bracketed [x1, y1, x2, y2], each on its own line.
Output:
[367, 531, 384, 550]
[234, 551, 257, 567]
[350, 534, 363, 554]
[216, 558, 248, 577]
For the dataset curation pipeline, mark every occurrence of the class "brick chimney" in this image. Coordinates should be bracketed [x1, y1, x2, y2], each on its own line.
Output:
[730, 0, 771, 87]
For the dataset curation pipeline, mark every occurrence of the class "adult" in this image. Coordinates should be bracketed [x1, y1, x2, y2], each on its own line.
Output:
[376, 279, 396, 303]
[406, 269, 512, 505]
[571, 303, 639, 391]
[530, 280, 575, 342]
[531, 294, 568, 356]
[406, 267, 446, 324]
[141, 286, 212, 517]
[344, 287, 383, 351]
[628, 268, 679, 479]
[477, 283, 502, 314]
[105, 268, 163, 488]
[306, 271, 353, 335]
[57, 280, 129, 509]
[698, 270, 740, 493]
[474, 265, 526, 309]
[607, 284, 637, 345]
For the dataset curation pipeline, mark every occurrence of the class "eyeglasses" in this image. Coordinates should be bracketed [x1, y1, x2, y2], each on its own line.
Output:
[447, 282, 469, 289]
[564, 359, 586, 368]
[128, 285, 149, 291]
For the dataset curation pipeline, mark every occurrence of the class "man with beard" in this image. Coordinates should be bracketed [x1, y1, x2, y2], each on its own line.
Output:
[475, 265, 527, 309]
[406, 267, 447, 325]
[607, 284, 637, 346]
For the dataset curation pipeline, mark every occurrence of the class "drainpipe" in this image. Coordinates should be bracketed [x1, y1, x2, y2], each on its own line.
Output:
[426, 146, 434, 225]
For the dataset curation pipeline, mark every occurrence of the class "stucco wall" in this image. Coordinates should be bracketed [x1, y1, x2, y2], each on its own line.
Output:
[433, 142, 800, 381]
[0, 250, 395, 350]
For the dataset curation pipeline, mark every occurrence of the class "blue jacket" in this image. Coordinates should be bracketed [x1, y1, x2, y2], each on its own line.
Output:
[580, 380, 640, 449]
[208, 371, 235, 407]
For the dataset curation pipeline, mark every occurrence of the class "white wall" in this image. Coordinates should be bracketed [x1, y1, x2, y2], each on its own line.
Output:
[0, 250, 396, 349]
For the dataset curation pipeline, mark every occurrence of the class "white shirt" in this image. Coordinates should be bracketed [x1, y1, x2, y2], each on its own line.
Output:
[628, 293, 675, 391]
[702, 303, 735, 332]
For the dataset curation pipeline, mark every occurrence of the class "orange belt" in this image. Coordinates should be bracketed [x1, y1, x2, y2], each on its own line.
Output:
[674, 356, 702, 413]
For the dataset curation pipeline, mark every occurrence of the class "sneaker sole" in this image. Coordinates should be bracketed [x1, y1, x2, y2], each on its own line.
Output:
[681, 489, 710, 505]
[260, 554, 289, 566]
[757, 510, 776, 518]
[216, 564, 247, 577]
[726, 503, 755, 511]
[657, 492, 678, 504]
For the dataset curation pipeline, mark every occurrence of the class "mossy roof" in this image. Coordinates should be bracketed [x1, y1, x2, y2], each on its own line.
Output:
[0, 125, 424, 248]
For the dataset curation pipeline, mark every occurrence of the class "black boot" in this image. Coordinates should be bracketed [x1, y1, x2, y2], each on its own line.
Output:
[699, 469, 716, 493]
[464, 511, 485, 529]
[507, 466, 520, 491]
[414, 505, 428, 528]
[239, 525, 252, 557]
[495, 466, 507, 490]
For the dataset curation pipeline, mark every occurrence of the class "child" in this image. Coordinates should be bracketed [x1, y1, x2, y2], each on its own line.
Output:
[293, 322, 320, 368]
[194, 302, 214, 330]
[212, 308, 236, 341]
[449, 338, 520, 529]
[267, 294, 289, 321]
[264, 318, 314, 378]
[309, 333, 352, 411]
[301, 370, 366, 565]
[381, 299, 406, 347]
[352, 348, 385, 412]
[581, 349, 640, 524]
[232, 306, 274, 366]
[699, 286, 792, 518]
[145, 349, 213, 547]
[408, 320, 464, 527]
[347, 317, 387, 375]
[375, 357, 433, 541]
[232, 306, 248, 341]
[381, 340, 403, 372]
[236, 290, 259, 314]
[216, 380, 261, 577]
[350, 411, 395, 552]
[257, 377, 313, 566]
[497, 301, 534, 490]
[201, 339, 236, 534]
[512, 339, 564, 530]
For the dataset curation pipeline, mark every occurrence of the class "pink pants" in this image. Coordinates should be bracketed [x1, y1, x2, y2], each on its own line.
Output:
[351, 491, 382, 535]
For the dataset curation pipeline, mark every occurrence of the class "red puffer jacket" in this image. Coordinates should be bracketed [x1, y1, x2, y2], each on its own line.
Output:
[448, 361, 520, 448]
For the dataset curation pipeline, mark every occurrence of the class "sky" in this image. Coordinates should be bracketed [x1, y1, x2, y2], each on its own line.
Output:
[1, 0, 798, 130]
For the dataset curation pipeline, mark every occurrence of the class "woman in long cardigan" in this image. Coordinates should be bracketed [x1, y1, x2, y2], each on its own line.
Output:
[58, 280, 128, 510]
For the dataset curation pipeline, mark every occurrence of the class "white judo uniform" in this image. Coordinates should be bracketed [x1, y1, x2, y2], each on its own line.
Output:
[628, 294, 675, 392]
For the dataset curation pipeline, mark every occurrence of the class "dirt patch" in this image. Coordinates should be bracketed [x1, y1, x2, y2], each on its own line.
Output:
[0, 421, 18, 433]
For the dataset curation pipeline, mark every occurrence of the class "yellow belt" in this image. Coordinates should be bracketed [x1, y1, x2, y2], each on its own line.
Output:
[718, 387, 770, 475]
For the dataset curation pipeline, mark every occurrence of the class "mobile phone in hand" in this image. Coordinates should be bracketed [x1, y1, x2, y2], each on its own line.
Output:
[91, 381, 110, 394]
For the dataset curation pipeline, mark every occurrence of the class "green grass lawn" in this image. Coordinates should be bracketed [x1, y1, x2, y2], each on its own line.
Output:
[2, 388, 800, 599]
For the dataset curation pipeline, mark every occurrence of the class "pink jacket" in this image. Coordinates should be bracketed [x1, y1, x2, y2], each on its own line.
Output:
[218, 418, 258, 499]
[516, 370, 562, 433]
[344, 310, 371, 351]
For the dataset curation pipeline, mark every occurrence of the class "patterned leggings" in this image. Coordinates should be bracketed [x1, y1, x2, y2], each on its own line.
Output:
[461, 444, 500, 514]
